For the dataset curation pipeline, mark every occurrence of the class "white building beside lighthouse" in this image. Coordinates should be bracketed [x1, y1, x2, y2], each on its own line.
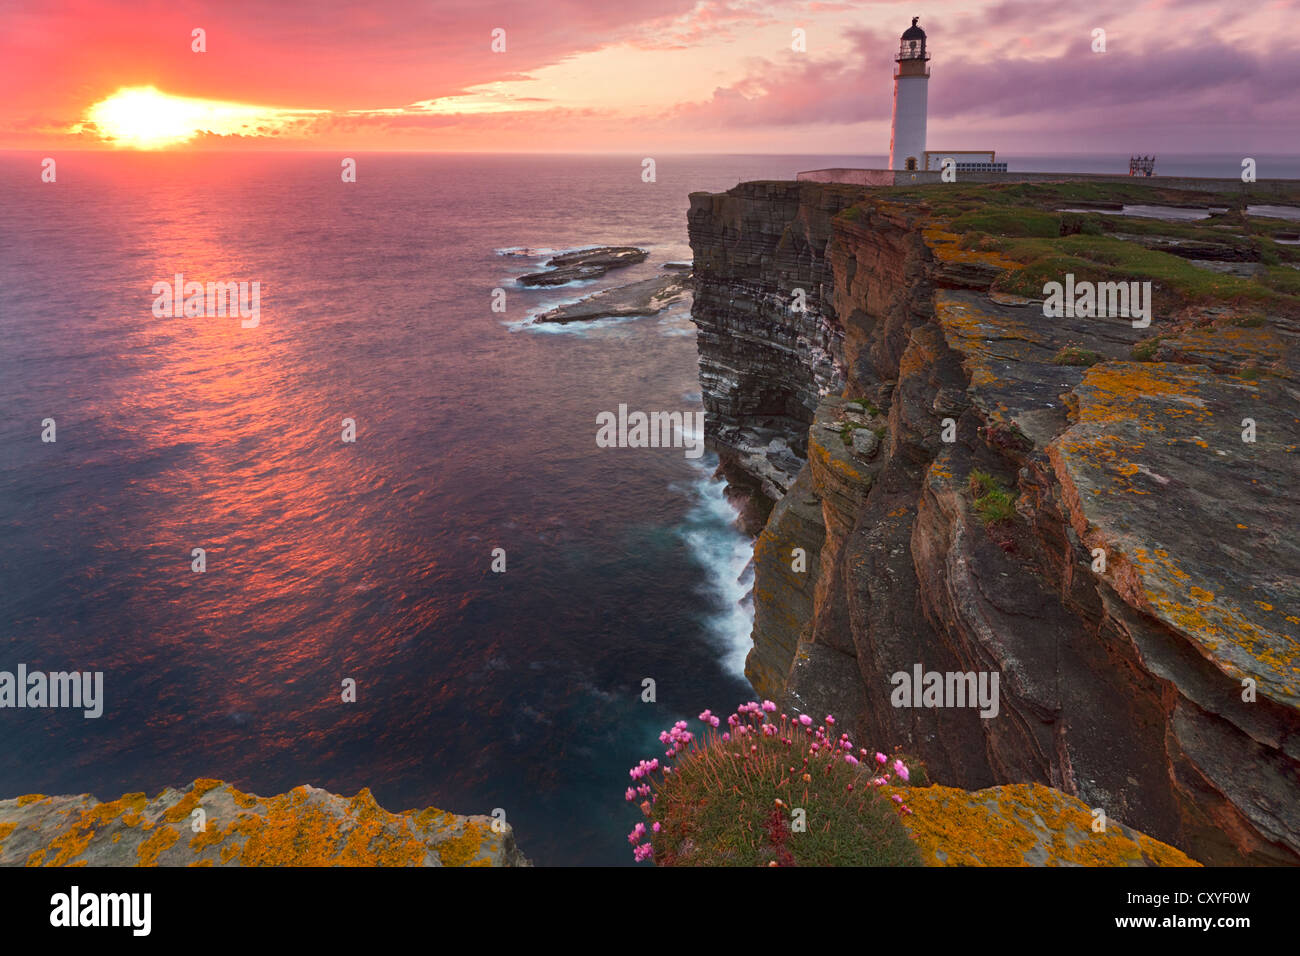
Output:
[888, 17, 929, 171]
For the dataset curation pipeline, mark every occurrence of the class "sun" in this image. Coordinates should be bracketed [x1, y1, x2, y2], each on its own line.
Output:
[82, 86, 305, 149]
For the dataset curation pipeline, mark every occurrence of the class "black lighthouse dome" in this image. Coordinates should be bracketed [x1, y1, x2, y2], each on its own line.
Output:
[898, 17, 929, 60]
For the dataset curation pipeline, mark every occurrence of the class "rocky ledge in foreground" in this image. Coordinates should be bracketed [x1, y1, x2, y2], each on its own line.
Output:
[902, 783, 1199, 866]
[0, 780, 529, 867]
[517, 246, 648, 286]
[534, 273, 689, 323]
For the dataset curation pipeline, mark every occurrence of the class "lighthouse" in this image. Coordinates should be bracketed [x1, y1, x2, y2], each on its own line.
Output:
[888, 17, 929, 171]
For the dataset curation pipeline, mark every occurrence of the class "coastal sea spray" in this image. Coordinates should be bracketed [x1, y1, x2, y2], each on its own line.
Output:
[623, 702, 921, 865]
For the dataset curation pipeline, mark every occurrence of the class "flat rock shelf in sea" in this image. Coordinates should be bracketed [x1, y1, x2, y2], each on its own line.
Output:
[534, 273, 690, 324]
[516, 246, 649, 286]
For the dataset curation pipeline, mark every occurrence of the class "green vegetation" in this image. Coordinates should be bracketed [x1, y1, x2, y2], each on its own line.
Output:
[949, 207, 1060, 238]
[1059, 212, 1105, 236]
[969, 470, 1017, 525]
[848, 397, 881, 416]
[1131, 336, 1166, 361]
[1259, 265, 1300, 296]
[982, 233, 1298, 313]
[1052, 345, 1103, 367]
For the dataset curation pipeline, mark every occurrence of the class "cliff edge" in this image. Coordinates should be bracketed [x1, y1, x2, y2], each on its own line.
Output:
[689, 178, 1300, 865]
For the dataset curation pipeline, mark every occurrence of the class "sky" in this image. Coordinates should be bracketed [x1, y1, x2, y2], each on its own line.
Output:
[1, 0, 1298, 153]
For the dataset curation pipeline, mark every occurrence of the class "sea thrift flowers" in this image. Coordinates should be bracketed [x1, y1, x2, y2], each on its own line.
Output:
[623, 702, 916, 864]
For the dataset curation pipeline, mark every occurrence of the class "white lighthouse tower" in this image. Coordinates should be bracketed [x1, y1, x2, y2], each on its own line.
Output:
[888, 17, 930, 171]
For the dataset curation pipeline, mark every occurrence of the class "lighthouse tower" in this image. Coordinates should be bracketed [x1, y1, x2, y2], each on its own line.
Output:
[888, 17, 930, 171]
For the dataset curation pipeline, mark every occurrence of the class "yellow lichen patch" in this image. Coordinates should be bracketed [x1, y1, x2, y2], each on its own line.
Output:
[193, 779, 224, 797]
[16, 794, 45, 807]
[227, 787, 429, 867]
[1074, 363, 1218, 428]
[902, 783, 1200, 867]
[27, 793, 149, 867]
[1166, 325, 1286, 371]
[412, 807, 445, 831]
[137, 825, 180, 866]
[436, 821, 489, 868]
[922, 223, 1022, 272]
[809, 433, 868, 485]
[189, 820, 230, 853]
[161, 790, 203, 824]
[0, 822, 16, 851]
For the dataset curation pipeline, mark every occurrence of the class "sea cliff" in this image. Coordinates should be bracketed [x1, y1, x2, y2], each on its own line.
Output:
[689, 178, 1300, 865]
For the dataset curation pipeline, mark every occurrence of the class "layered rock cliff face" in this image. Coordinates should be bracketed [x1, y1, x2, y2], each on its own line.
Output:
[689, 180, 1300, 865]
[0, 780, 529, 866]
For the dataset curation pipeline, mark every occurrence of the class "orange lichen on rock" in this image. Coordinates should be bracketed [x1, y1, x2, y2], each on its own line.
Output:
[26, 792, 149, 867]
[435, 820, 491, 867]
[902, 783, 1200, 866]
[136, 825, 180, 866]
[2, 781, 528, 867]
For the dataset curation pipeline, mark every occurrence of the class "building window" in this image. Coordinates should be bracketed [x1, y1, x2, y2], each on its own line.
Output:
[905, 157, 917, 171]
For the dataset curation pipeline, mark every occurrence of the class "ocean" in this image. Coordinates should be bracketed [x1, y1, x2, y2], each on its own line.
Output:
[1, 151, 1294, 866]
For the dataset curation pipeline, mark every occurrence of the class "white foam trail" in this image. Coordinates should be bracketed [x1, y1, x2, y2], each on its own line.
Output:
[675, 453, 755, 679]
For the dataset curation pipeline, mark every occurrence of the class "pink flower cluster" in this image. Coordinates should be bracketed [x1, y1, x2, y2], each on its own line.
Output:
[659, 721, 694, 757]
[624, 701, 916, 862]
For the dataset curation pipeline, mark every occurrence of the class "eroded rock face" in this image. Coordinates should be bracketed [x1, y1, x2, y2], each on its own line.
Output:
[690, 181, 1300, 865]
[0, 780, 529, 867]
[688, 183, 861, 501]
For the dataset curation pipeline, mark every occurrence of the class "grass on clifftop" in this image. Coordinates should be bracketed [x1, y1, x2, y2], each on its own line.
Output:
[871, 180, 1300, 313]
[625, 705, 923, 866]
